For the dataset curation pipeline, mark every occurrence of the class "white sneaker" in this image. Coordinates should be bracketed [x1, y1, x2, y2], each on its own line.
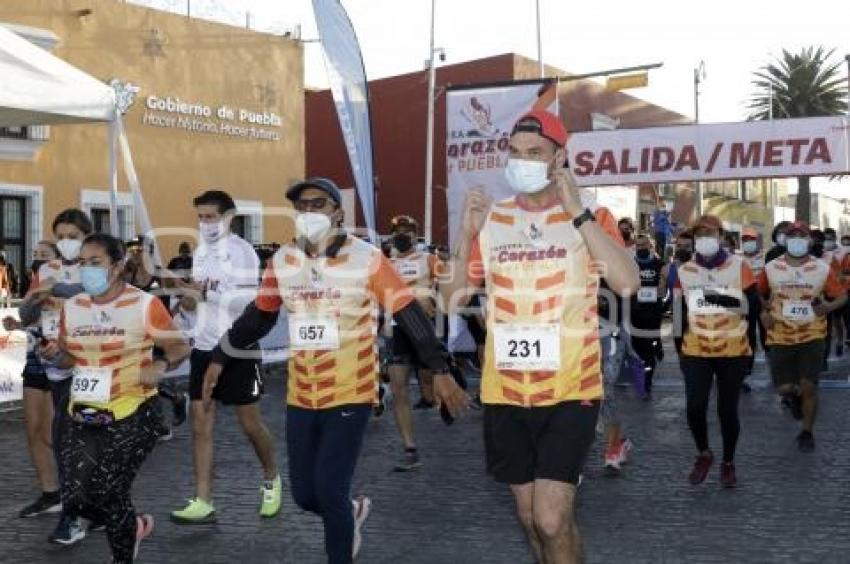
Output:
[351, 495, 371, 559]
[617, 438, 634, 465]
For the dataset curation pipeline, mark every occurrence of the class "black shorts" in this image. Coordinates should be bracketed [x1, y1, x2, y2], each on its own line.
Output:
[768, 340, 826, 387]
[484, 400, 600, 486]
[22, 370, 50, 391]
[390, 322, 433, 366]
[189, 348, 263, 406]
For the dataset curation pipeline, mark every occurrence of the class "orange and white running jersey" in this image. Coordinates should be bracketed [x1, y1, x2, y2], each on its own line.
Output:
[758, 256, 844, 346]
[61, 285, 178, 420]
[678, 255, 754, 357]
[468, 199, 623, 407]
[390, 251, 443, 313]
[256, 236, 413, 410]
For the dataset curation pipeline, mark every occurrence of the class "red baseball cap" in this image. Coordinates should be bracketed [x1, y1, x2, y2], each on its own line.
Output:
[511, 109, 569, 148]
[787, 221, 810, 236]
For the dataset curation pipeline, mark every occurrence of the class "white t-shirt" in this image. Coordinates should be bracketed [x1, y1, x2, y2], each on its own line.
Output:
[191, 234, 260, 351]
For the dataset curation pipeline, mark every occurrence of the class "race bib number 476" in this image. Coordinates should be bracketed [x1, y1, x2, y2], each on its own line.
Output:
[71, 367, 112, 403]
[494, 324, 560, 371]
[782, 300, 815, 323]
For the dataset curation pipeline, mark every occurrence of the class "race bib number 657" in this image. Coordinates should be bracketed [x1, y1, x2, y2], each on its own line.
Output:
[289, 315, 340, 351]
[494, 323, 561, 371]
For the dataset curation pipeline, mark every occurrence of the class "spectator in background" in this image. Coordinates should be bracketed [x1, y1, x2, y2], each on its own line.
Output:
[766, 221, 792, 263]
[0, 253, 11, 307]
[651, 203, 672, 260]
[618, 217, 636, 254]
[167, 242, 193, 282]
[723, 233, 738, 255]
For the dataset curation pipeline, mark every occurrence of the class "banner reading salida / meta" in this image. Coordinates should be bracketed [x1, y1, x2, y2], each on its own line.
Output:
[446, 81, 557, 250]
[567, 116, 850, 186]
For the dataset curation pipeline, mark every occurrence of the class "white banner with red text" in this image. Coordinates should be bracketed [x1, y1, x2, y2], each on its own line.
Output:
[567, 116, 850, 187]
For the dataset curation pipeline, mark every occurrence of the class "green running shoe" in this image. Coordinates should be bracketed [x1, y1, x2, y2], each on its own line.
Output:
[260, 475, 282, 518]
[170, 498, 216, 524]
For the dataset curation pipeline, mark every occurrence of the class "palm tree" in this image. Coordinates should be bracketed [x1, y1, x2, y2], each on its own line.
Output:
[747, 47, 848, 223]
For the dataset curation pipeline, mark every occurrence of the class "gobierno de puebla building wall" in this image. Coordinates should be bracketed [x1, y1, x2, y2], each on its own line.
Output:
[0, 0, 304, 278]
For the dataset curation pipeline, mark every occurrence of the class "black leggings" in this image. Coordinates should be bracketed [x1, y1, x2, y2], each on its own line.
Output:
[60, 399, 161, 564]
[680, 356, 748, 463]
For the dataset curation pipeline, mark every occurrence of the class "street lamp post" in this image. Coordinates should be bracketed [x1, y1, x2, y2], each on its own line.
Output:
[693, 60, 706, 216]
[424, 0, 437, 244]
[536, 0, 544, 78]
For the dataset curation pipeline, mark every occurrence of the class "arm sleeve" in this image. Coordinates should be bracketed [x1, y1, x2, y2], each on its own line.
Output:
[18, 299, 42, 327]
[392, 300, 450, 372]
[145, 296, 178, 335]
[211, 303, 280, 365]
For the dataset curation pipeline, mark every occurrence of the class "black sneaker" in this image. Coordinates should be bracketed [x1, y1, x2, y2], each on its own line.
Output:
[19, 492, 61, 518]
[172, 392, 189, 427]
[740, 381, 752, 394]
[393, 449, 422, 472]
[796, 431, 815, 453]
[412, 398, 435, 410]
[48, 515, 86, 546]
[88, 520, 106, 532]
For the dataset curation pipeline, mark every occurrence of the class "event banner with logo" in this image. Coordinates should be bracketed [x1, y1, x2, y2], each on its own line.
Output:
[446, 80, 558, 250]
[567, 116, 850, 186]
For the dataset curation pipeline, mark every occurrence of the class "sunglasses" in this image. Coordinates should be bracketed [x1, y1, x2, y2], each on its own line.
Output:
[294, 197, 334, 212]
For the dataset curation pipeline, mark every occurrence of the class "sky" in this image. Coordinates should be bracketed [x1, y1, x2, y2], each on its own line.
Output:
[136, 0, 850, 196]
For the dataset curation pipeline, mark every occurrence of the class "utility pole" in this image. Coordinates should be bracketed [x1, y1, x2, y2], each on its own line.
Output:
[423, 0, 437, 243]
[693, 61, 706, 216]
[536, 0, 544, 78]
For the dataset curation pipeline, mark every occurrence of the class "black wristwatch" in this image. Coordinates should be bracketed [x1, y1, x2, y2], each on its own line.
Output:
[572, 208, 595, 229]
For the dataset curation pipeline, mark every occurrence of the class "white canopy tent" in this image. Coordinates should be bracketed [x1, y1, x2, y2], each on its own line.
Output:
[0, 25, 115, 126]
[0, 24, 161, 266]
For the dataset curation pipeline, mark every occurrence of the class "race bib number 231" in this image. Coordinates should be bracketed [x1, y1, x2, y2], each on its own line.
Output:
[494, 324, 560, 371]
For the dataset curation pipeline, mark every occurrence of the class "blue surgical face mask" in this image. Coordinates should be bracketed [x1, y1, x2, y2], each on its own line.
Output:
[786, 237, 810, 258]
[80, 266, 111, 296]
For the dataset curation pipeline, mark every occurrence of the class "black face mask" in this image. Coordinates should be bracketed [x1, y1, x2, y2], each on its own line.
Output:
[31, 259, 45, 274]
[636, 248, 650, 260]
[675, 249, 693, 262]
[393, 233, 413, 253]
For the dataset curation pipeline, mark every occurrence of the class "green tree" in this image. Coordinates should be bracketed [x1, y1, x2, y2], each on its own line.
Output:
[747, 47, 848, 223]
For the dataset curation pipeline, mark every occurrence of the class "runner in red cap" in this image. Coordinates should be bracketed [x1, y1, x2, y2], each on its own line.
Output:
[442, 109, 638, 562]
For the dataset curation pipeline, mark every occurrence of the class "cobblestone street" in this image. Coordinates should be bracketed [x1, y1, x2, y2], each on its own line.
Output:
[2, 349, 850, 563]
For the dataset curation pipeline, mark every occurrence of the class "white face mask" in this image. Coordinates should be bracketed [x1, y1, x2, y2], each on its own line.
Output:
[742, 240, 758, 254]
[295, 212, 332, 244]
[56, 238, 82, 261]
[824, 240, 837, 251]
[787, 237, 810, 258]
[504, 158, 551, 194]
[695, 236, 720, 258]
[199, 220, 225, 243]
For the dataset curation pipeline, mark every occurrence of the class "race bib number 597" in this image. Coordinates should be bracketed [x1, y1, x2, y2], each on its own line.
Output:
[494, 324, 560, 371]
[71, 367, 112, 403]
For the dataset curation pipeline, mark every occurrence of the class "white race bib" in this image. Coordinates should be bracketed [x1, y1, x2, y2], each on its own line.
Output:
[41, 309, 60, 339]
[71, 367, 112, 403]
[494, 323, 560, 371]
[395, 261, 421, 280]
[637, 287, 658, 303]
[688, 288, 726, 316]
[289, 315, 340, 350]
[782, 300, 815, 323]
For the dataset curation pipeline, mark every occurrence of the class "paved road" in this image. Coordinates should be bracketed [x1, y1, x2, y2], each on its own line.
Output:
[2, 349, 850, 563]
